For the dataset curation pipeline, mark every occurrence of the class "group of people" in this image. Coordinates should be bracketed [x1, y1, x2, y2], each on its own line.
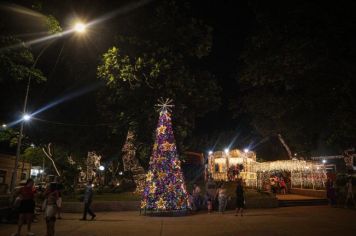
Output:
[270, 176, 287, 194]
[190, 179, 245, 216]
[11, 178, 96, 236]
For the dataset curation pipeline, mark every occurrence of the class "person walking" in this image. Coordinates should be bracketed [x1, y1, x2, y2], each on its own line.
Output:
[235, 179, 245, 216]
[326, 178, 336, 206]
[344, 177, 355, 208]
[12, 179, 36, 236]
[192, 183, 201, 211]
[55, 178, 64, 219]
[81, 180, 96, 220]
[216, 183, 227, 213]
[44, 183, 59, 236]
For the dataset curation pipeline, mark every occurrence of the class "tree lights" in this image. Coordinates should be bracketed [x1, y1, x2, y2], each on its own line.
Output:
[141, 100, 189, 214]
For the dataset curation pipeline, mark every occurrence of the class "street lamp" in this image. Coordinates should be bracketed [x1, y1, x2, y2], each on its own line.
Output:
[73, 22, 87, 33]
[99, 165, 105, 171]
[9, 23, 88, 193]
[244, 148, 249, 153]
[23, 114, 31, 121]
[1, 124, 6, 128]
[208, 151, 213, 155]
[224, 148, 229, 154]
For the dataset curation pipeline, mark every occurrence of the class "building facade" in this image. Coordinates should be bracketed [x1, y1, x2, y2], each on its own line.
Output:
[0, 153, 31, 193]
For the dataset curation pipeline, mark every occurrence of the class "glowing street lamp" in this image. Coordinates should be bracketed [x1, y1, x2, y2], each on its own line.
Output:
[322, 159, 327, 164]
[1, 124, 6, 128]
[99, 165, 105, 171]
[244, 148, 249, 153]
[10, 19, 90, 193]
[23, 114, 31, 121]
[208, 151, 213, 155]
[224, 148, 229, 154]
[73, 22, 87, 33]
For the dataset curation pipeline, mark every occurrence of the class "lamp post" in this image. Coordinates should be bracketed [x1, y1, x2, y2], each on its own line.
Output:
[9, 21, 88, 193]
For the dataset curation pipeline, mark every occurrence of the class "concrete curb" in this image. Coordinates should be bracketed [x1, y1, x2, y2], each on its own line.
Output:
[62, 197, 278, 213]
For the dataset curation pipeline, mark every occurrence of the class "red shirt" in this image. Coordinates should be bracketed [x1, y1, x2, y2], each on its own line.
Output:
[20, 186, 36, 200]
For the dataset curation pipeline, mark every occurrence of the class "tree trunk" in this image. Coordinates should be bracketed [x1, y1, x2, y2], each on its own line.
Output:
[277, 134, 293, 159]
[42, 143, 61, 176]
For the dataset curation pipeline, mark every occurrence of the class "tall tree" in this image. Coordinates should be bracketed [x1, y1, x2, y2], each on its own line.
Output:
[97, 0, 221, 163]
[234, 0, 356, 156]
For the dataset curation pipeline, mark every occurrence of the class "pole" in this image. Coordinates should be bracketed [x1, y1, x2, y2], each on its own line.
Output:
[9, 41, 52, 193]
[10, 73, 31, 193]
[10, 122, 24, 193]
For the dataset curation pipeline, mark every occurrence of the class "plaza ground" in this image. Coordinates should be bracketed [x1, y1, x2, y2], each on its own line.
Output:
[0, 206, 355, 236]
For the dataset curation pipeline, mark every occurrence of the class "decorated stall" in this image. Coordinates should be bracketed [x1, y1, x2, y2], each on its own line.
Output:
[255, 160, 327, 191]
[207, 149, 257, 187]
[207, 150, 327, 192]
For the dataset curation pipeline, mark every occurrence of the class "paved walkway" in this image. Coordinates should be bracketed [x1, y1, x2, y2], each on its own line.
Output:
[1, 206, 355, 236]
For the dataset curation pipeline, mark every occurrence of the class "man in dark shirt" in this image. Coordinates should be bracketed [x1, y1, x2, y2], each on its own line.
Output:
[80, 180, 96, 220]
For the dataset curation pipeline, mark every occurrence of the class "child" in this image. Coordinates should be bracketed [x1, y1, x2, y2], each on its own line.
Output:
[206, 194, 213, 214]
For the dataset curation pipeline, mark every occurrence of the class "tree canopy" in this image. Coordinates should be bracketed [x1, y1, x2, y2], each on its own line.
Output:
[234, 0, 356, 156]
[97, 0, 221, 162]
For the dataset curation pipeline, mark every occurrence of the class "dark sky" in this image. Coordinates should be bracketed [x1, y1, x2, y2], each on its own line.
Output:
[0, 0, 289, 159]
[3, 0, 255, 129]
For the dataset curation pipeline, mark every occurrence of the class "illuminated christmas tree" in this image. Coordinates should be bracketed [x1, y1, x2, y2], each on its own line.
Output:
[141, 99, 189, 214]
[121, 130, 146, 193]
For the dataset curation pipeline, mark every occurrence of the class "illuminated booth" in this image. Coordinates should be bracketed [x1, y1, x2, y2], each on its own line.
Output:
[207, 149, 328, 191]
[207, 149, 257, 187]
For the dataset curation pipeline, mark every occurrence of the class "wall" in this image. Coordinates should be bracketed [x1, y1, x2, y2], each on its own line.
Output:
[0, 153, 31, 192]
[290, 188, 326, 198]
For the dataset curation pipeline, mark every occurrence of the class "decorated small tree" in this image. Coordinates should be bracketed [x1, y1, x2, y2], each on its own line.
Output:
[121, 130, 146, 193]
[141, 99, 189, 214]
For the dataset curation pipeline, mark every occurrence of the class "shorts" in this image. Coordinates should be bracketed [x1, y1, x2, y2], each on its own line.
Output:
[45, 205, 57, 219]
[56, 197, 62, 208]
[19, 199, 35, 214]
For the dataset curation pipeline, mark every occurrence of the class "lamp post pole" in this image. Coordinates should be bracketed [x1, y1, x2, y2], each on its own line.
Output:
[10, 75, 31, 193]
[9, 21, 88, 193]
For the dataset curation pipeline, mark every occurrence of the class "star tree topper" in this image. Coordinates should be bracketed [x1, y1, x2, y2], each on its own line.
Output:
[155, 98, 174, 114]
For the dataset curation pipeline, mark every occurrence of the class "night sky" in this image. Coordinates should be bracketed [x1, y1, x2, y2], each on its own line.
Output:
[0, 0, 308, 159]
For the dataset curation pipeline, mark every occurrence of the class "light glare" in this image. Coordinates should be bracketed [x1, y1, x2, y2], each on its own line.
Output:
[23, 114, 31, 121]
[74, 22, 86, 33]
